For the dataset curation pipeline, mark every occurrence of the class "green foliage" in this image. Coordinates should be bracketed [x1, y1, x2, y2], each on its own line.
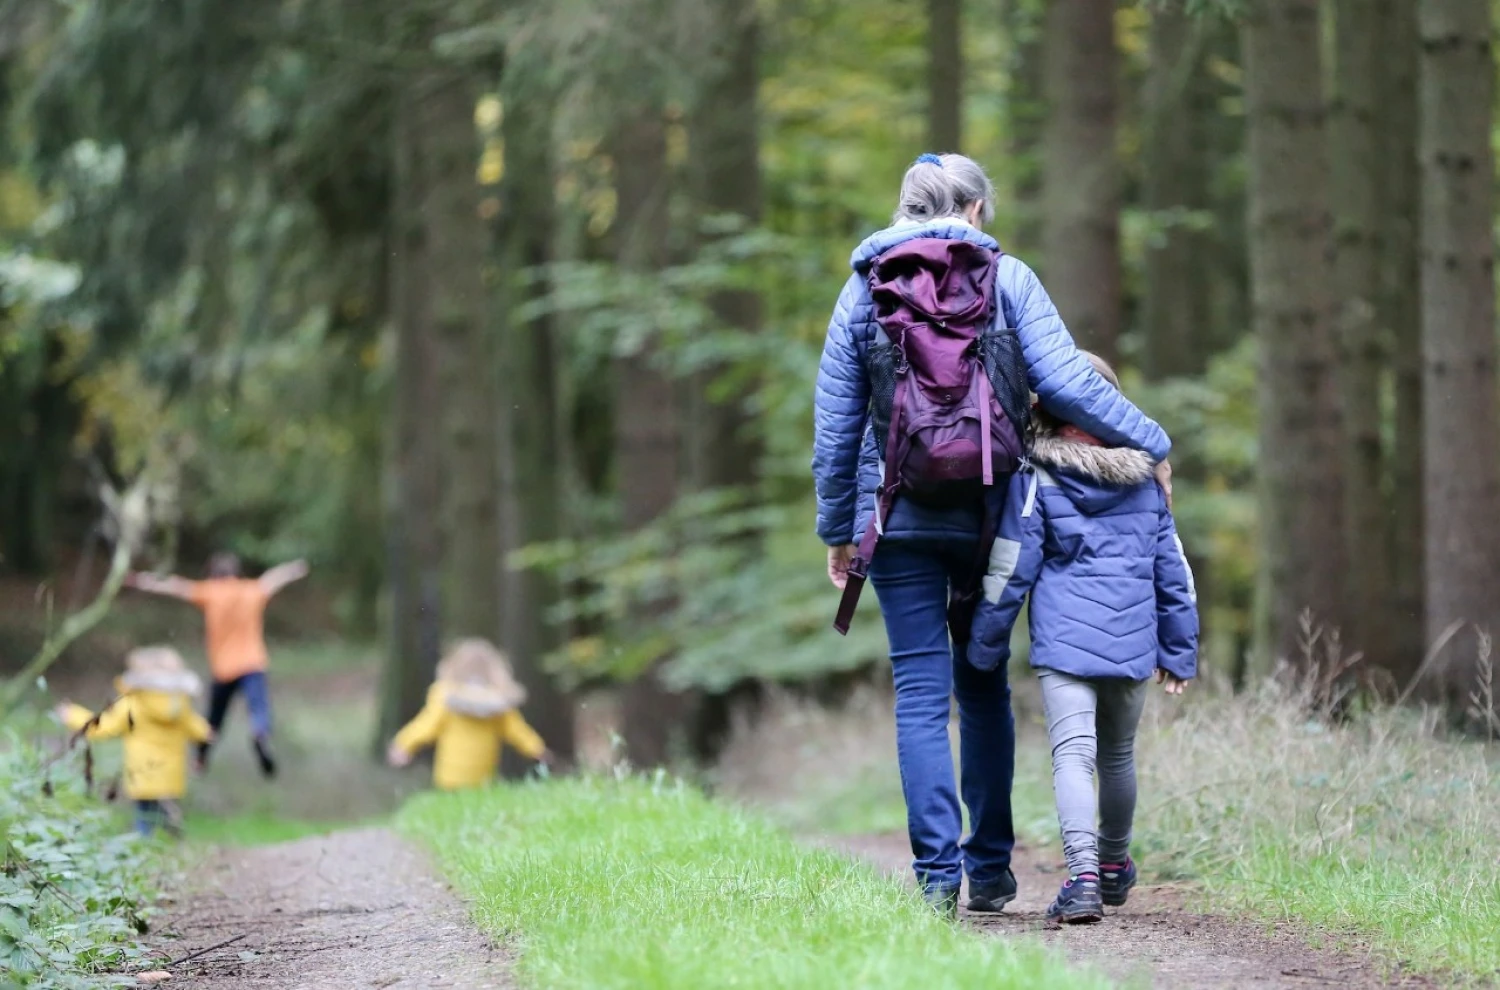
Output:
[520, 493, 888, 693]
[0, 738, 156, 989]
[4, 0, 1269, 695]
[400, 775, 1107, 989]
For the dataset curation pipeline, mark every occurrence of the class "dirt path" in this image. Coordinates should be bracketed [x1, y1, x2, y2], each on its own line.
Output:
[836, 832, 1436, 989]
[149, 828, 511, 988]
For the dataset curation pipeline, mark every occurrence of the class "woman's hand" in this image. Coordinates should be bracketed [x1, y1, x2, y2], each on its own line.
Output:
[827, 545, 857, 590]
[1154, 669, 1187, 696]
[1154, 458, 1174, 510]
[386, 742, 412, 768]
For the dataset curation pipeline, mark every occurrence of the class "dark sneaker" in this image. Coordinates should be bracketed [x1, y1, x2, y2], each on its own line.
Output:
[1099, 858, 1137, 907]
[1045, 875, 1104, 925]
[253, 737, 278, 779]
[966, 868, 1018, 913]
[923, 884, 960, 920]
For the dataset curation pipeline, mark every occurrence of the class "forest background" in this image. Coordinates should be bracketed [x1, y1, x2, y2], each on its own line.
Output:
[2, 0, 1498, 765]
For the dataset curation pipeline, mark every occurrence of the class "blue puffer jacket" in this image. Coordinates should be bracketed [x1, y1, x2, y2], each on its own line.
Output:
[969, 423, 1199, 681]
[812, 220, 1172, 547]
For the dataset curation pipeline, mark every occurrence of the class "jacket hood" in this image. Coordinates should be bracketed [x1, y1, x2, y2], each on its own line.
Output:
[438, 682, 521, 718]
[119, 668, 203, 697]
[850, 219, 999, 273]
[1029, 422, 1155, 513]
[115, 681, 198, 723]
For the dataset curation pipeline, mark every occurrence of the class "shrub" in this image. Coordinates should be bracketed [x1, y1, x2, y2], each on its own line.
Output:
[0, 735, 156, 988]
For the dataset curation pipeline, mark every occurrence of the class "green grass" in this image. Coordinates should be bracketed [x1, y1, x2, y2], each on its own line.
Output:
[184, 810, 350, 846]
[1130, 688, 1500, 982]
[400, 776, 1108, 990]
[724, 684, 1500, 983]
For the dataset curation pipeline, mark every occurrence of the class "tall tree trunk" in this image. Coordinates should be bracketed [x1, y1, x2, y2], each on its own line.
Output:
[1329, 0, 1392, 672]
[683, 0, 764, 759]
[1140, 3, 1220, 673]
[927, 0, 962, 152]
[378, 72, 446, 742]
[1418, 0, 1500, 702]
[1041, 0, 1121, 363]
[1242, 0, 1347, 668]
[1382, 0, 1425, 684]
[614, 101, 687, 768]
[499, 81, 576, 761]
[1141, 3, 1215, 380]
[689, 0, 763, 494]
[1001, 0, 1045, 255]
[426, 73, 502, 643]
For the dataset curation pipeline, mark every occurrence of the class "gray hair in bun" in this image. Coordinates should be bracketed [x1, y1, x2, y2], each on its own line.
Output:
[893, 153, 996, 225]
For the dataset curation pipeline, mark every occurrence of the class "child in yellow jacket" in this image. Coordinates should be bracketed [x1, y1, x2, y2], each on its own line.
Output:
[55, 647, 213, 836]
[386, 639, 553, 789]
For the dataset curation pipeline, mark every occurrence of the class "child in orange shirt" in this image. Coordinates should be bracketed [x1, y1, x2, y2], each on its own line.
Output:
[125, 552, 308, 778]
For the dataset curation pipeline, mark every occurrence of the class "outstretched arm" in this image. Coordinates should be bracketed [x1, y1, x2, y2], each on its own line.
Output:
[1002, 257, 1172, 461]
[387, 691, 445, 766]
[259, 559, 310, 597]
[56, 699, 133, 740]
[500, 710, 548, 762]
[124, 572, 198, 601]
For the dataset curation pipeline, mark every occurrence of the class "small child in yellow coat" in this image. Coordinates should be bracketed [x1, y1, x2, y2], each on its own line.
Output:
[386, 639, 553, 789]
[55, 647, 214, 836]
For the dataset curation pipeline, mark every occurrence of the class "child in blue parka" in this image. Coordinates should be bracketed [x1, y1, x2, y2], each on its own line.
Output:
[970, 353, 1198, 925]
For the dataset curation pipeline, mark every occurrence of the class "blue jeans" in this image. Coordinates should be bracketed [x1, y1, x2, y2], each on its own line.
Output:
[870, 540, 1016, 893]
[134, 799, 180, 837]
[201, 671, 273, 763]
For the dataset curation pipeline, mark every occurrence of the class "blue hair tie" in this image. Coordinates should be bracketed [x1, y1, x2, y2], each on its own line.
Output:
[915, 153, 943, 166]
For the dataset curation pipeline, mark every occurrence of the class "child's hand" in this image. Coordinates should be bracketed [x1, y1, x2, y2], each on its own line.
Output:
[51, 702, 72, 724]
[1154, 670, 1187, 696]
[1154, 459, 1174, 510]
[386, 742, 412, 768]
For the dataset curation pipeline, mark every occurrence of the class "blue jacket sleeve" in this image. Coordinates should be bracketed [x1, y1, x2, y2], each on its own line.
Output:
[1000, 257, 1172, 462]
[812, 275, 871, 546]
[970, 471, 1045, 671]
[1154, 494, 1199, 680]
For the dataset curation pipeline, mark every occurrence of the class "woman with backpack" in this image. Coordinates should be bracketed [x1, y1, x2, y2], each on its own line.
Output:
[812, 153, 1172, 916]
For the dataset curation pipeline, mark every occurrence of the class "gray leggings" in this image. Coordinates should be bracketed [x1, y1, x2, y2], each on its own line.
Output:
[1038, 670, 1148, 877]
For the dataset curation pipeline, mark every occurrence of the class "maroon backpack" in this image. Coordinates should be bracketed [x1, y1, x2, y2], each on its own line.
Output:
[833, 237, 1029, 636]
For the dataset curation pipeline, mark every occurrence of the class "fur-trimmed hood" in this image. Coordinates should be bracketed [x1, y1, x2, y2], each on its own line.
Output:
[1027, 420, 1156, 515]
[116, 646, 202, 701]
[440, 683, 522, 718]
[434, 638, 527, 717]
[1028, 421, 1155, 487]
[118, 669, 203, 697]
